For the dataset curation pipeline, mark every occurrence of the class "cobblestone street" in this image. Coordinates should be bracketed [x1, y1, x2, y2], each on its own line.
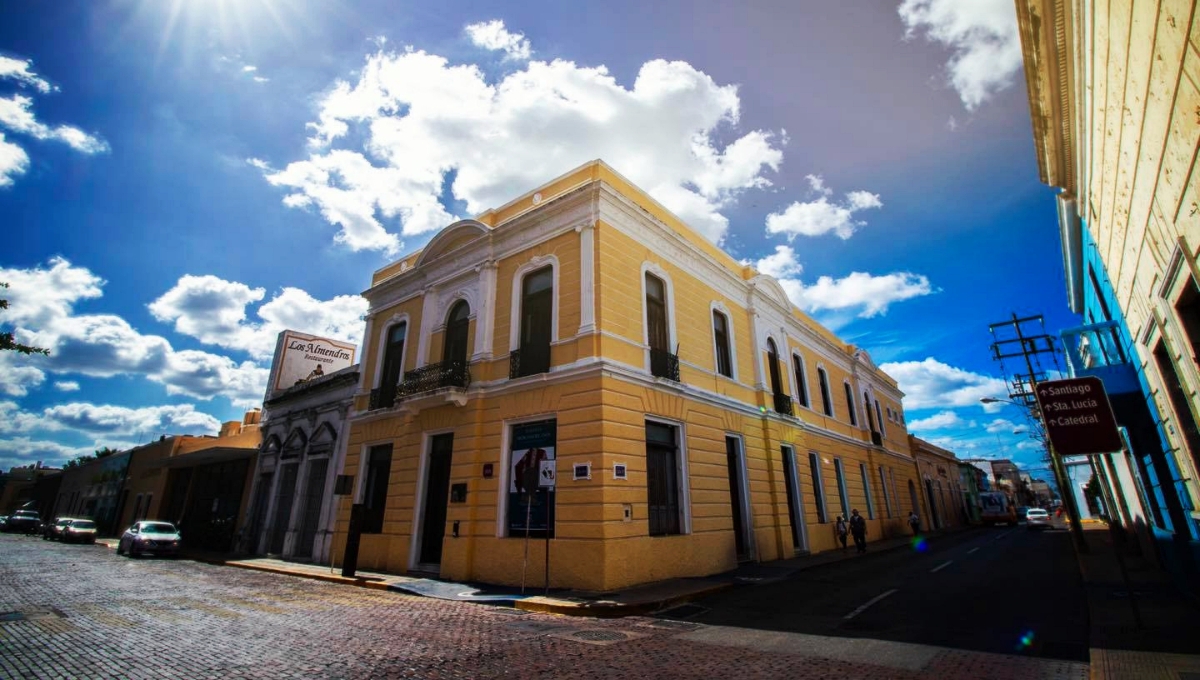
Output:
[0, 535, 1087, 679]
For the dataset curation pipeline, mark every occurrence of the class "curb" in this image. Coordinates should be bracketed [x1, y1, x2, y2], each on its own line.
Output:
[513, 581, 734, 618]
[224, 561, 393, 591]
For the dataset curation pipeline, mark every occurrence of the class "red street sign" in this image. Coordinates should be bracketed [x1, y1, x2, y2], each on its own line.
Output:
[1034, 376, 1123, 456]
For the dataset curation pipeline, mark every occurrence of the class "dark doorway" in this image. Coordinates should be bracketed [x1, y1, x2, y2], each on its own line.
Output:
[269, 464, 298, 554]
[1153, 340, 1200, 477]
[294, 459, 329, 559]
[925, 479, 941, 529]
[781, 446, 805, 551]
[419, 433, 454, 566]
[725, 436, 749, 560]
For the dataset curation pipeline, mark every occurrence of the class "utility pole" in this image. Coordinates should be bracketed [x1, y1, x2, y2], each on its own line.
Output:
[988, 313, 1088, 552]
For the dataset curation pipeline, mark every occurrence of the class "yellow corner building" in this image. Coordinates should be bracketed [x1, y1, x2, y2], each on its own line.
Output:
[335, 160, 921, 590]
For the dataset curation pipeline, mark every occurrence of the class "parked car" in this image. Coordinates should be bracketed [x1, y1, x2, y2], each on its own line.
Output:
[117, 521, 181, 557]
[43, 517, 77, 541]
[1025, 507, 1052, 530]
[2, 510, 43, 534]
[61, 519, 98, 544]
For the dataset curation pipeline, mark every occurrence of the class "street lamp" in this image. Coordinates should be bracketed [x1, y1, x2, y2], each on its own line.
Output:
[980, 396, 1087, 550]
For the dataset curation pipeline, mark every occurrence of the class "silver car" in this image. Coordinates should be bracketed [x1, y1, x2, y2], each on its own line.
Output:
[117, 521, 182, 557]
[60, 519, 97, 544]
[1025, 507, 1052, 530]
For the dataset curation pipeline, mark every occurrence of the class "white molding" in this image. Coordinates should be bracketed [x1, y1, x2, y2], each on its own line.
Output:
[473, 261, 497, 361]
[508, 254, 561, 353]
[577, 221, 596, 335]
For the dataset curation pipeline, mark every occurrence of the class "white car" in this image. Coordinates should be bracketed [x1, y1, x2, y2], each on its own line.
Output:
[1025, 508, 1052, 530]
[117, 521, 182, 557]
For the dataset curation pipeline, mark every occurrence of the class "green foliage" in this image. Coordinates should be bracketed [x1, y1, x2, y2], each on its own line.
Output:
[0, 282, 49, 356]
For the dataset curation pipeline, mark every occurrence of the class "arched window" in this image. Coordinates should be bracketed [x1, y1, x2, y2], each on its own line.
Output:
[864, 391, 876, 433]
[712, 311, 733, 378]
[792, 354, 809, 408]
[378, 322, 407, 407]
[645, 273, 676, 380]
[817, 368, 833, 416]
[515, 267, 553, 377]
[443, 301, 470, 368]
[843, 382, 857, 426]
[766, 338, 790, 415]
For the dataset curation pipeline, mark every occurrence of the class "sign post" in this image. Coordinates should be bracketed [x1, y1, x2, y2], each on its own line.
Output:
[1033, 376, 1122, 456]
[538, 461, 556, 595]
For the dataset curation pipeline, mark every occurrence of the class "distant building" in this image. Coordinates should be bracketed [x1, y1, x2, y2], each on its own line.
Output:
[56, 452, 133, 535]
[0, 463, 62, 517]
[909, 437, 968, 530]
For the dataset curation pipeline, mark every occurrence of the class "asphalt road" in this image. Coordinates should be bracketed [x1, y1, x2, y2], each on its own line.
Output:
[672, 524, 1089, 662]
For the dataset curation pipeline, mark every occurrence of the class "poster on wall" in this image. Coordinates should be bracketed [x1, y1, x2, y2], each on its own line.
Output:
[508, 419, 557, 536]
[268, 330, 358, 396]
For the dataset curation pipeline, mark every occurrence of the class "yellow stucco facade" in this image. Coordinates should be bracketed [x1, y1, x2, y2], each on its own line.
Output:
[337, 160, 920, 590]
[1019, 0, 1200, 518]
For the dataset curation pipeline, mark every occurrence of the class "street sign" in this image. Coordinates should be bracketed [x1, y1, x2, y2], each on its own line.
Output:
[1034, 376, 1123, 456]
[538, 460, 556, 488]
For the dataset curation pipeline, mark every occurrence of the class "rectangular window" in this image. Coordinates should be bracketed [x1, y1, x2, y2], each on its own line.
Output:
[818, 368, 833, 416]
[507, 419, 557, 538]
[362, 444, 393, 534]
[834, 458, 850, 519]
[792, 355, 809, 408]
[843, 383, 857, 426]
[875, 400, 886, 437]
[516, 267, 553, 377]
[860, 463, 875, 519]
[646, 422, 681, 536]
[878, 466, 892, 518]
[809, 452, 827, 523]
[713, 311, 733, 378]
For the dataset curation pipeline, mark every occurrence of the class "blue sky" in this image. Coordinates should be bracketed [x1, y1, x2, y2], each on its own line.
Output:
[1, 0, 1075, 477]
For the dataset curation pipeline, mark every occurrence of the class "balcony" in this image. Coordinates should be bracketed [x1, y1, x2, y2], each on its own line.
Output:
[871, 431, 883, 447]
[649, 347, 681, 382]
[368, 361, 471, 414]
[1060, 321, 1140, 395]
[509, 346, 550, 379]
[773, 392, 793, 416]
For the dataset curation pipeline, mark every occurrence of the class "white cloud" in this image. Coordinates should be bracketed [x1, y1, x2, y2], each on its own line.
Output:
[54, 381, 80, 392]
[0, 258, 270, 407]
[41, 402, 221, 436]
[0, 94, 108, 153]
[242, 65, 258, 72]
[908, 410, 968, 432]
[0, 352, 45, 397]
[985, 418, 1019, 434]
[782, 271, 934, 318]
[752, 244, 934, 318]
[464, 19, 532, 61]
[0, 131, 29, 187]
[898, 0, 1022, 111]
[925, 436, 976, 454]
[0, 436, 91, 467]
[880, 358, 1009, 412]
[149, 274, 366, 359]
[254, 41, 784, 251]
[765, 175, 882, 240]
[0, 55, 53, 93]
[253, 76, 270, 83]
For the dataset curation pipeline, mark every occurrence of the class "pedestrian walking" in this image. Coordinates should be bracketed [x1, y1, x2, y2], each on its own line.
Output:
[908, 510, 921, 536]
[835, 515, 848, 550]
[849, 509, 867, 554]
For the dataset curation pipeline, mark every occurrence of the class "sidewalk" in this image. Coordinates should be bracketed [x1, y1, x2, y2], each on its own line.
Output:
[1075, 523, 1200, 679]
[100, 526, 968, 617]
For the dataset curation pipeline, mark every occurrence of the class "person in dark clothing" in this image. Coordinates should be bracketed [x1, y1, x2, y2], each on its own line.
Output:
[908, 510, 921, 536]
[849, 509, 867, 553]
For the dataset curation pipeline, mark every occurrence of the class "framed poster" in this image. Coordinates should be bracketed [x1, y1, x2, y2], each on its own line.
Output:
[508, 419, 556, 537]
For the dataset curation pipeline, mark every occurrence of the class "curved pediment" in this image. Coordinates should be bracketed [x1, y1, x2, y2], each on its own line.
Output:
[749, 274, 793, 310]
[415, 220, 490, 267]
[853, 348, 875, 369]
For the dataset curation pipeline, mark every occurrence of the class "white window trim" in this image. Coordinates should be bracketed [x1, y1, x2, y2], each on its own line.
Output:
[842, 379, 858, 427]
[781, 444, 809, 552]
[640, 262, 678, 374]
[860, 462, 875, 519]
[809, 451, 828, 523]
[496, 414, 558, 538]
[409, 428, 456, 570]
[789, 350, 810, 410]
[371, 313, 411, 389]
[816, 365, 835, 418]
[508, 255, 561, 354]
[710, 301, 738, 381]
[724, 433, 755, 558]
[645, 415, 692, 535]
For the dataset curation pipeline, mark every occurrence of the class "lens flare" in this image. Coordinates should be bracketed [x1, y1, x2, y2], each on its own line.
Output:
[911, 536, 928, 552]
[1015, 629, 1036, 652]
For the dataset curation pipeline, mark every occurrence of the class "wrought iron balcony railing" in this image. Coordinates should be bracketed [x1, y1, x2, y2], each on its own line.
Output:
[773, 392, 794, 416]
[649, 347, 680, 382]
[870, 431, 883, 446]
[369, 388, 396, 411]
[509, 346, 550, 379]
[396, 360, 471, 398]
